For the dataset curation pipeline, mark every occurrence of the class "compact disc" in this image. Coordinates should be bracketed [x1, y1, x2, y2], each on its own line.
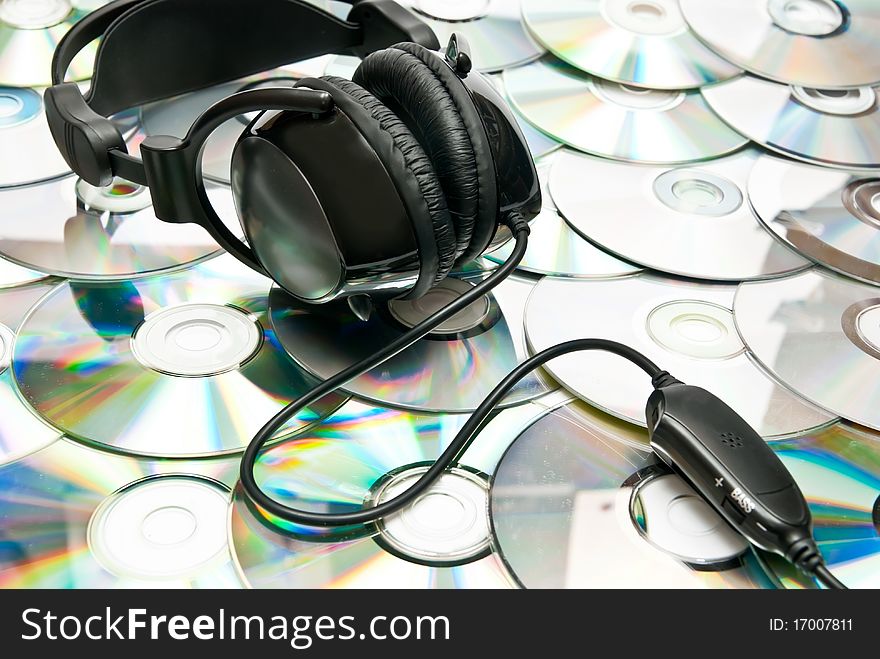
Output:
[703, 76, 880, 171]
[522, 0, 740, 89]
[12, 255, 346, 457]
[488, 73, 562, 159]
[490, 401, 775, 588]
[134, 62, 330, 184]
[551, 148, 810, 281]
[0, 256, 47, 288]
[0, 282, 60, 466]
[486, 151, 641, 278]
[734, 268, 880, 430]
[0, 1, 106, 87]
[270, 272, 551, 413]
[525, 274, 836, 437]
[763, 424, 880, 589]
[229, 398, 563, 588]
[0, 174, 241, 279]
[0, 438, 243, 588]
[680, 0, 880, 89]
[504, 57, 747, 164]
[749, 156, 880, 285]
[398, 0, 543, 72]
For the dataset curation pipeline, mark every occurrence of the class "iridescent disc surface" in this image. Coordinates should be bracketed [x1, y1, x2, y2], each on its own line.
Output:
[490, 402, 776, 588]
[680, 0, 880, 89]
[0, 1, 107, 87]
[522, 0, 740, 89]
[504, 57, 747, 164]
[0, 256, 47, 288]
[525, 274, 836, 437]
[0, 282, 60, 465]
[229, 399, 557, 588]
[270, 273, 552, 412]
[0, 175, 241, 279]
[765, 424, 880, 589]
[703, 76, 880, 170]
[749, 155, 880, 285]
[734, 268, 880, 430]
[398, 0, 544, 72]
[551, 148, 810, 281]
[12, 256, 346, 457]
[486, 151, 641, 278]
[0, 439, 243, 588]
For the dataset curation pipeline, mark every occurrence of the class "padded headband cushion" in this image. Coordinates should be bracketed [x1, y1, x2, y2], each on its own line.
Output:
[299, 76, 458, 293]
[353, 42, 499, 263]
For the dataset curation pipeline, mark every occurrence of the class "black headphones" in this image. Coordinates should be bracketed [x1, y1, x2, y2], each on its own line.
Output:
[45, 0, 540, 305]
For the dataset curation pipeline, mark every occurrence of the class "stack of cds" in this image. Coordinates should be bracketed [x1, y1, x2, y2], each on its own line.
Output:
[2, 0, 880, 592]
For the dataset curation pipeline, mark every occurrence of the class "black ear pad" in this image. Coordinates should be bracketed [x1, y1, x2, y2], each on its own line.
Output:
[299, 76, 458, 294]
[353, 42, 499, 264]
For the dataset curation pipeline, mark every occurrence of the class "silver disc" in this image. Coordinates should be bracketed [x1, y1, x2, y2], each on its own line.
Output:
[271, 272, 552, 413]
[681, 0, 880, 89]
[490, 400, 775, 588]
[0, 256, 47, 288]
[703, 75, 880, 170]
[522, 0, 740, 89]
[489, 73, 562, 159]
[525, 274, 836, 437]
[486, 151, 641, 278]
[734, 268, 880, 430]
[504, 57, 747, 164]
[0, 175, 240, 279]
[749, 155, 880, 285]
[551, 148, 810, 281]
[398, 0, 544, 72]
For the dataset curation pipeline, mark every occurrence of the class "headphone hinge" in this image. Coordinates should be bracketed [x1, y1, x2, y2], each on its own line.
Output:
[139, 136, 204, 226]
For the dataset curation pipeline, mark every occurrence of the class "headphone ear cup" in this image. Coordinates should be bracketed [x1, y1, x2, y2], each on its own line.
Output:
[316, 76, 459, 293]
[354, 43, 499, 264]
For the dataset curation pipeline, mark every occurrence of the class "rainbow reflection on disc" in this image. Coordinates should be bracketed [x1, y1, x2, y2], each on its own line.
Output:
[0, 282, 60, 465]
[271, 271, 551, 413]
[0, 439, 242, 588]
[504, 57, 747, 164]
[764, 424, 880, 589]
[12, 256, 346, 458]
[229, 399, 560, 588]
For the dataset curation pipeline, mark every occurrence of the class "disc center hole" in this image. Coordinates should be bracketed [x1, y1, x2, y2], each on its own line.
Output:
[414, 0, 490, 21]
[627, 2, 665, 20]
[0, 94, 23, 119]
[671, 179, 724, 208]
[671, 314, 726, 343]
[768, 0, 844, 36]
[141, 506, 198, 546]
[411, 493, 468, 532]
[171, 321, 225, 352]
[0, 0, 72, 28]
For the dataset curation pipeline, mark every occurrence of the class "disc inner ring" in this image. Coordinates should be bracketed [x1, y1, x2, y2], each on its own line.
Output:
[414, 0, 490, 22]
[0, 0, 71, 29]
[792, 86, 876, 116]
[842, 179, 880, 229]
[590, 78, 686, 111]
[603, 0, 686, 36]
[131, 303, 263, 377]
[387, 277, 495, 336]
[76, 177, 153, 214]
[370, 465, 492, 567]
[647, 300, 745, 360]
[0, 323, 14, 374]
[654, 169, 744, 217]
[631, 474, 749, 566]
[767, 0, 844, 36]
[0, 87, 41, 128]
[88, 475, 230, 580]
[842, 299, 880, 360]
